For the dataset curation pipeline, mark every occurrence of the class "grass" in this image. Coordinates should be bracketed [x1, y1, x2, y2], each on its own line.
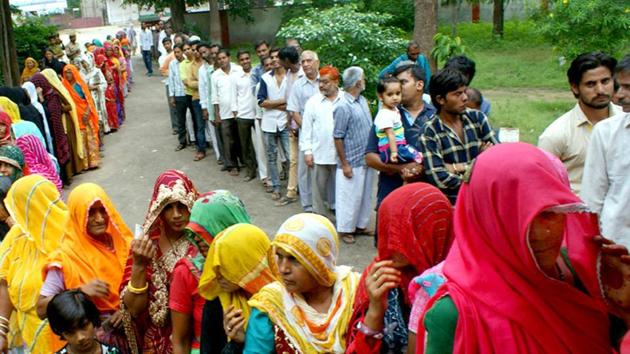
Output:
[438, 21, 576, 143]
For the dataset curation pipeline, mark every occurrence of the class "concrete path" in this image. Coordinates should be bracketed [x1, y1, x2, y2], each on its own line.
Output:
[70, 57, 376, 271]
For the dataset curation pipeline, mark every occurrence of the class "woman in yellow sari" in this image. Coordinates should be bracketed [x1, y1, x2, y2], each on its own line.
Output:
[245, 213, 361, 354]
[40, 68, 86, 176]
[61, 65, 100, 170]
[20, 57, 40, 84]
[0, 175, 68, 353]
[197, 223, 276, 353]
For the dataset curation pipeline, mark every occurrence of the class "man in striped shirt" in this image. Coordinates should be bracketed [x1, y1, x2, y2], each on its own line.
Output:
[421, 69, 498, 204]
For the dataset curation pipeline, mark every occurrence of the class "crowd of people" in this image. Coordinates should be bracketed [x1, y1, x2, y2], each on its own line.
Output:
[0, 19, 629, 354]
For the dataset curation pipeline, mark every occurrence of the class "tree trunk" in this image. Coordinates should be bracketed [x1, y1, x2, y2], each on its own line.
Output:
[472, 2, 480, 23]
[0, 0, 18, 86]
[413, 0, 439, 72]
[208, 0, 222, 45]
[492, 0, 504, 38]
[170, 0, 186, 33]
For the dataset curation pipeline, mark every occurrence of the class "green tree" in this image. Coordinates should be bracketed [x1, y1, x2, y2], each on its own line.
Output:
[276, 4, 406, 100]
[123, 0, 205, 32]
[13, 17, 58, 68]
[536, 0, 630, 59]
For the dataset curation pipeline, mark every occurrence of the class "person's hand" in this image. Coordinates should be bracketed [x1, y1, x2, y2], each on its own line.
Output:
[366, 260, 401, 317]
[342, 163, 353, 179]
[223, 305, 246, 343]
[594, 236, 630, 264]
[213, 117, 221, 127]
[202, 109, 209, 120]
[480, 142, 493, 153]
[400, 162, 423, 182]
[105, 310, 124, 329]
[80, 279, 110, 298]
[169, 97, 175, 108]
[0, 335, 8, 354]
[82, 111, 90, 125]
[131, 235, 157, 268]
[304, 154, 314, 168]
[390, 152, 398, 163]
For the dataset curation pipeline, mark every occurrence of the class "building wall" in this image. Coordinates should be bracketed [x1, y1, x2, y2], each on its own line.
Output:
[105, 0, 140, 25]
[437, 0, 539, 23]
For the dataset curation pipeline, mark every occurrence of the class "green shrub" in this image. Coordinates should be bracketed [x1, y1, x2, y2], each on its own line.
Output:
[365, 0, 414, 32]
[13, 17, 58, 71]
[276, 4, 407, 101]
[535, 0, 630, 59]
[431, 33, 468, 67]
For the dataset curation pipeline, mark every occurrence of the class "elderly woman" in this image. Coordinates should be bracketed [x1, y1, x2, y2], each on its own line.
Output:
[120, 170, 198, 354]
[0, 175, 68, 353]
[61, 64, 101, 170]
[420, 143, 630, 353]
[36, 183, 132, 351]
[168, 190, 251, 354]
[345, 183, 455, 354]
[244, 213, 361, 353]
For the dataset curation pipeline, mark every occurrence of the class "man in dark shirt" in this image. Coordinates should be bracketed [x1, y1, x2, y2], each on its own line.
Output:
[366, 63, 436, 208]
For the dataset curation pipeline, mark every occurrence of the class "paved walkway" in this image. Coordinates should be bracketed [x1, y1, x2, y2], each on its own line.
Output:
[70, 57, 376, 270]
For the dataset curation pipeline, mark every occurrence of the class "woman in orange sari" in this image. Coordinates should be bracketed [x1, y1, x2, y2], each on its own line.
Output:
[61, 64, 100, 169]
[37, 183, 133, 351]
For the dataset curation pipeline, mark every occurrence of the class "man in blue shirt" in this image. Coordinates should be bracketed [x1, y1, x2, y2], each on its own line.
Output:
[366, 62, 436, 209]
[379, 41, 432, 91]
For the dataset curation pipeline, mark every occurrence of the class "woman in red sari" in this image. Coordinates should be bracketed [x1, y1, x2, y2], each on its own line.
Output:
[119, 169, 198, 354]
[95, 54, 120, 131]
[345, 183, 454, 354]
[419, 143, 629, 354]
[104, 43, 125, 125]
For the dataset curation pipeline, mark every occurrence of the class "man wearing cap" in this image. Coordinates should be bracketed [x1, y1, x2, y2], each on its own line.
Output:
[65, 33, 81, 62]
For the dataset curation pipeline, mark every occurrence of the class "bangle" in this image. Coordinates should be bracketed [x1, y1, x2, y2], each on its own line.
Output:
[127, 282, 149, 295]
[0, 315, 8, 324]
[356, 321, 383, 339]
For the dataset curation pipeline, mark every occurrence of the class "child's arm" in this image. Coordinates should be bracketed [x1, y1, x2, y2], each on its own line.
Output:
[385, 127, 398, 162]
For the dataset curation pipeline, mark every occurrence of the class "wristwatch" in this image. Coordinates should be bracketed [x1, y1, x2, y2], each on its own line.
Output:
[356, 321, 384, 339]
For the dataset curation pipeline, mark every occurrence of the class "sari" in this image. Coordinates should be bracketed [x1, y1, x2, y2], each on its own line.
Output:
[105, 44, 125, 125]
[61, 64, 100, 169]
[41, 68, 86, 174]
[81, 56, 111, 135]
[0, 112, 12, 146]
[0, 87, 49, 148]
[0, 145, 25, 181]
[0, 97, 20, 122]
[119, 169, 198, 354]
[20, 57, 40, 84]
[15, 134, 63, 192]
[170, 190, 251, 352]
[29, 73, 71, 166]
[22, 81, 54, 153]
[0, 175, 68, 353]
[247, 213, 360, 354]
[345, 182, 454, 354]
[96, 54, 120, 131]
[44, 183, 132, 349]
[419, 143, 611, 354]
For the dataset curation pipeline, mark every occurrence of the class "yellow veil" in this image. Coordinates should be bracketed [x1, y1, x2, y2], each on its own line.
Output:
[0, 97, 21, 122]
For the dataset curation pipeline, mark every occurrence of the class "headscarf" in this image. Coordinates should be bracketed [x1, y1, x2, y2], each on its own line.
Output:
[46, 183, 132, 312]
[0, 97, 21, 122]
[93, 39, 103, 48]
[0, 88, 48, 142]
[0, 175, 67, 353]
[0, 112, 12, 145]
[0, 87, 28, 105]
[249, 213, 360, 354]
[15, 135, 62, 192]
[185, 190, 251, 267]
[20, 58, 40, 83]
[347, 183, 454, 353]
[0, 145, 25, 181]
[420, 143, 610, 354]
[12, 120, 46, 145]
[61, 64, 99, 137]
[21, 82, 53, 153]
[198, 223, 276, 331]
[41, 68, 84, 159]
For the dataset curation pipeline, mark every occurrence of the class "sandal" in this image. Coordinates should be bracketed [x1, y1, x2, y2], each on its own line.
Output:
[355, 228, 375, 236]
[229, 168, 240, 176]
[265, 184, 274, 193]
[193, 152, 206, 161]
[271, 192, 281, 201]
[340, 232, 356, 244]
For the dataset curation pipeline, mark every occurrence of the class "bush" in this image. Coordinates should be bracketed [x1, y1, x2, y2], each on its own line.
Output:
[431, 33, 468, 68]
[535, 0, 630, 60]
[13, 17, 58, 71]
[276, 4, 407, 100]
[365, 0, 414, 32]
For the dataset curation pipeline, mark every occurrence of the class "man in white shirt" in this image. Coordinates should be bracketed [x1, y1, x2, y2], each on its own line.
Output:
[234, 50, 259, 181]
[212, 49, 243, 175]
[197, 42, 222, 164]
[538, 52, 621, 194]
[582, 55, 630, 248]
[301, 66, 342, 217]
[287, 50, 320, 212]
[139, 23, 154, 76]
[258, 48, 290, 201]
[168, 43, 189, 151]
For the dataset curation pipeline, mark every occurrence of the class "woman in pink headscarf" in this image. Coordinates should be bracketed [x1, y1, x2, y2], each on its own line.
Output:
[419, 143, 630, 354]
[15, 134, 63, 192]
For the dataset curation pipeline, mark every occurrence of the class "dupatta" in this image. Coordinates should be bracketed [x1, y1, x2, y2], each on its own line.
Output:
[421, 143, 611, 354]
[0, 97, 20, 122]
[20, 58, 39, 83]
[15, 134, 62, 191]
[0, 175, 67, 353]
[45, 183, 132, 312]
